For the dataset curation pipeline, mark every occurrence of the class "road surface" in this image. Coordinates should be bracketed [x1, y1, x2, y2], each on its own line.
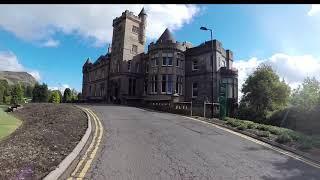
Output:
[84, 105, 320, 180]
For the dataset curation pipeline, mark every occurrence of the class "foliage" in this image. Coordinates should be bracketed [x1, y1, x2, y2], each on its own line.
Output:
[290, 77, 320, 111]
[238, 64, 291, 122]
[275, 133, 292, 144]
[223, 117, 320, 150]
[32, 83, 49, 102]
[49, 90, 61, 103]
[24, 85, 34, 98]
[256, 131, 270, 138]
[63, 88, 72, 103]
[10, 83, 24, 105]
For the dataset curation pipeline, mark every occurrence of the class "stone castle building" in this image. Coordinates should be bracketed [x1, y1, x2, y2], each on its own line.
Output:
[82, 8, 238, 116]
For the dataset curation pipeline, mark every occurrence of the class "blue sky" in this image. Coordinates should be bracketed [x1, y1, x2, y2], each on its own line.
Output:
[0, 4, 320, 95]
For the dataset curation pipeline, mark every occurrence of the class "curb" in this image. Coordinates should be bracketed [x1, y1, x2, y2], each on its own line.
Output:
[197, 118, 320, 167]
[43, 106, 93, 180]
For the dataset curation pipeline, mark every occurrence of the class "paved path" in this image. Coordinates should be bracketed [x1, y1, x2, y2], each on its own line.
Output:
[85, 105, 320, 180]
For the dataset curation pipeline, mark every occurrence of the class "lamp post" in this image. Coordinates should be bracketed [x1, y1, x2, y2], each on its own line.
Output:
[200, 26, 215, 118]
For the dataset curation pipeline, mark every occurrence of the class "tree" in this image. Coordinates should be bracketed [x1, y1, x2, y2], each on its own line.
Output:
[0, 80, 10, 104]
[71, 88, 78, 102]
[290, 77, 320, 110]
[238, 64, 291, 122]
[11, 83, 24, 105]
[25, 85, 34, 98]
[49, 90, 61, 103]
[32, 83, 49, 102]
[63, 88, 72, 103]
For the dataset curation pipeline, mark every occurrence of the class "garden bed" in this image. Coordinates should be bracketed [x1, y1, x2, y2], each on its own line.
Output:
[0, 103, 87, 179]
[195, 116, 320, 163]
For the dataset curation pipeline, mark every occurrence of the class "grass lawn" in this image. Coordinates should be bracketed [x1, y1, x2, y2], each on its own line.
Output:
[0, 107, 22, 140]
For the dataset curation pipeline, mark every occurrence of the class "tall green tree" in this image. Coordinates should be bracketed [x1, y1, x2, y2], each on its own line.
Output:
[49, 90, 61, 103]
[11, 83, 24, 105]
[290, 77, 320, 110]
[0, 80, 10, 104]
[238, 64, 291, 122]
[63, 88, 72, 103]
[25, 85, 34, 98]
[32, 83, 49, 102]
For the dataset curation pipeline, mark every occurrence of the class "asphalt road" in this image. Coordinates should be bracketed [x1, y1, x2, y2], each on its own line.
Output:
[85, 105, 320, 180]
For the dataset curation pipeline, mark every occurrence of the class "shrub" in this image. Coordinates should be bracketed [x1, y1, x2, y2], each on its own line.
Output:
[256, 124, 270, 131]
[226, 118, 242, 127]
[247, 122, 255, 129]
[256, 131, 270, 138]
[237, 124, 247, 130]
[268, 127, 282, 135]
[276, 133, 292, 144]
[298, 140, 313, 151]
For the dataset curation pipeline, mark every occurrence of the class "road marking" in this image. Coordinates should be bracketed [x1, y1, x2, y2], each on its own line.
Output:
[67, 107, 104, 179]
[183, 116, 320, 169]
[77, 108, 104, 178]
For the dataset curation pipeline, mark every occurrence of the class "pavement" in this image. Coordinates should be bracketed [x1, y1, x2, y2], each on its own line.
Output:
[82, 105, 320, 180]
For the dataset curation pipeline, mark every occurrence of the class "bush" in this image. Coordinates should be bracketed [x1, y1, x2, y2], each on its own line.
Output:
[276, 133, 292, 144]
[256, 124, 270, 131]
[226, 118, 242, 127]
[256, 131, 270, 138]
[298, 140, 313, 151]
[268, 127, 282, 135]
[237, 124, 247, 130]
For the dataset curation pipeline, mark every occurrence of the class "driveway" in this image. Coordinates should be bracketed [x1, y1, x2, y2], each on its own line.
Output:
[84, 105, 320, 180]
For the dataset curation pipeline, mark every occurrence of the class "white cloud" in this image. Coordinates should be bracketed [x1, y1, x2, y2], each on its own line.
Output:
[308, 4, 320, 16]
[233, 53, 320, 100]
[49, 84, 70, 93]
[42, 39, 60, 47]
[0, 4, 200, 47]
[0, 51, 41, 81]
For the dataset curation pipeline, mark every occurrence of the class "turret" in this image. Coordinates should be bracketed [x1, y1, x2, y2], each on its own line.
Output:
[138, 7, 147, 44]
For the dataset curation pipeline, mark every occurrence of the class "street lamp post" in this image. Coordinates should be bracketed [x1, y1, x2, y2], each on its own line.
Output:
[200, 26, 215, 118]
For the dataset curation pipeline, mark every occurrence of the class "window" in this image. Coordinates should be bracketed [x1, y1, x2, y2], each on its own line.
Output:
[144, 77, 148, 94]
[132, 25, 139, 34]
[192, 82, 198, 97]
[176, 76, 183, 95]
[192, 60, 199, 70]
[117, 63, 120, 72]
[161, 75, 173, 94]
[167, 75, 173, 94]
[176, 58, 180, 67]
[162, 57, 167, 66]
[100, 83, 104, 96]
[89, 85, 92, 95]
[132, 45, 138, 54]
[136, 63, 140, 73]
[151, 75, 158, 94]
[162, 75, 166, 93]
[146, 62, 149, 73]
[128, 78, 136, 96]
[128, 79, 132, 96]
[168, 57, 173, 66]
[128, 61, 131, 71]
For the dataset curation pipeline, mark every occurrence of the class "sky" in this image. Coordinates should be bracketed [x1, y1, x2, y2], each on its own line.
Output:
[0, 4, 320, 98]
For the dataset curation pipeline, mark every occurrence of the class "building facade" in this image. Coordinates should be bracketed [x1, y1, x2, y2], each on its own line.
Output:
[82, 8, 238, 116]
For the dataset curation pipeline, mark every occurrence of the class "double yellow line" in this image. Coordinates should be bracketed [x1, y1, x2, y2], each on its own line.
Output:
[67, 107, 104, 180]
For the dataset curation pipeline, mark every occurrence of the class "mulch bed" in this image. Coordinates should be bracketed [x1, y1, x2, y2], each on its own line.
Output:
[0, 103, 87, 179]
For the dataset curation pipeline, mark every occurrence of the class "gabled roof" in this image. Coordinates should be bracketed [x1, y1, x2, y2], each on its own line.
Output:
[157, 28, 176, 43]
